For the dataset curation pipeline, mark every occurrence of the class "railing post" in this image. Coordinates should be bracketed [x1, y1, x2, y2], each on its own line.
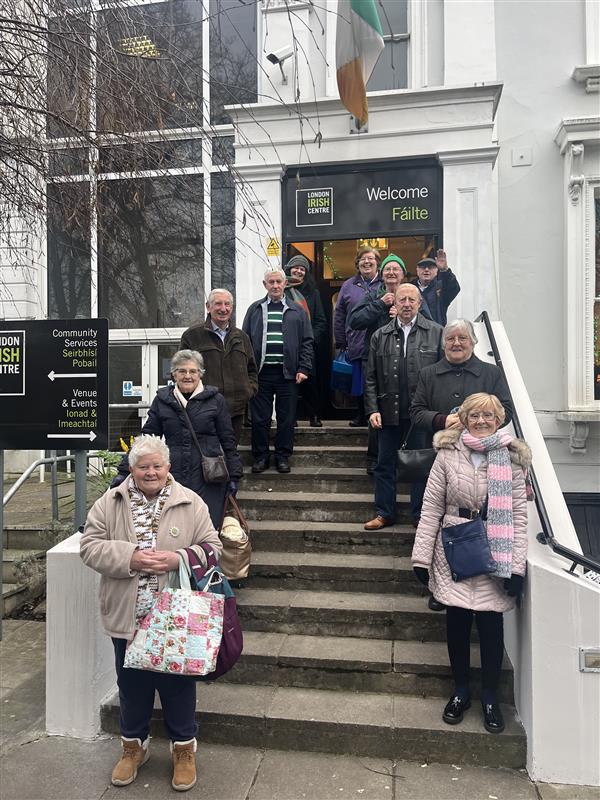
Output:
[50, 451, 59, 522]
[74, 451, 87, 530]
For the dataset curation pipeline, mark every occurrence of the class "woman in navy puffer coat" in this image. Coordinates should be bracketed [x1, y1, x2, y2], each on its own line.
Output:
[115, 350, 242, 527]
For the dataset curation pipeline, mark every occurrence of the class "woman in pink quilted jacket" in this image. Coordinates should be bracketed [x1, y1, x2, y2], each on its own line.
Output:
[411, 392, 531, 735]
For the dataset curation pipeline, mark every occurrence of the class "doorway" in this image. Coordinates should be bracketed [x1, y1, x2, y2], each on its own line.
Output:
[286, 235, 438, 420]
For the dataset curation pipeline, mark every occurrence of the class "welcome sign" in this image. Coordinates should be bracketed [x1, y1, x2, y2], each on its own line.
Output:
[283, 161, 441, 241]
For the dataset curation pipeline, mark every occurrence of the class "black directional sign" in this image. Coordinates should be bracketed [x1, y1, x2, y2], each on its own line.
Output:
[0, 319, 108, 450]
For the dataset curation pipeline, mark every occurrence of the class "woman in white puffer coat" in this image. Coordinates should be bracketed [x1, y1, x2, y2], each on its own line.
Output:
[411, 392, 531, 735]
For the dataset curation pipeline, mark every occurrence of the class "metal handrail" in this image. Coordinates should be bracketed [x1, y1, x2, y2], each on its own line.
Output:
[475, 310, 600, 575]
[3, 452, 102, 514]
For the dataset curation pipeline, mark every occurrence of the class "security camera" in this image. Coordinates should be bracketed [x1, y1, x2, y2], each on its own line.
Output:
[266, 45, 293, 85]
[266, 45, 293, 66]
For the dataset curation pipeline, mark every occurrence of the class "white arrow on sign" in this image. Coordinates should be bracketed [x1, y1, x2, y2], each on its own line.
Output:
[48, 371, 97, 381]
[47, 432, 97, 441]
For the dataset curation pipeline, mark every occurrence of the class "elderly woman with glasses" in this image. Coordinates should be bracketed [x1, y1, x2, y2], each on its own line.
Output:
[115, 349, 242, 527]
[411, 392, 531, 736]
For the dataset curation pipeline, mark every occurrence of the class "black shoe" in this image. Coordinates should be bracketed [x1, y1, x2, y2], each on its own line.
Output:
[309, 416, 322, 428]
[349, 416, 367, 427]
[442, 695, 471, 725]
[251, 458, 269, 473]
[482, 703, 505, 734]
[428, 596, 446, 611]
[276, 459, 291, 473]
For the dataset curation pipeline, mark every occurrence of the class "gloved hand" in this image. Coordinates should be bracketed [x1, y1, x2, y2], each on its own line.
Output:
[227, 480, 238, 497]
[413, 566, 430, 587]
[504, 574, 524, 597]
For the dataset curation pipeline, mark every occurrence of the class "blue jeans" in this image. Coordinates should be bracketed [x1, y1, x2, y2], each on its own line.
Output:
[373, 422, 428, 522]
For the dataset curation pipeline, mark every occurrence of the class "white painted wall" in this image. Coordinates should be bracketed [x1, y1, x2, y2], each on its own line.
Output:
[46, 532, 114, 738]
[488, 321, 600, 786]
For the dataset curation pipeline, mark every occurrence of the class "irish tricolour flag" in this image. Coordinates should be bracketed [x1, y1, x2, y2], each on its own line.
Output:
[336, 0, 384, 127]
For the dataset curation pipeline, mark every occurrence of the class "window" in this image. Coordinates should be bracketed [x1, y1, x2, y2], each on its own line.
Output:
[367, 0, 408, 91]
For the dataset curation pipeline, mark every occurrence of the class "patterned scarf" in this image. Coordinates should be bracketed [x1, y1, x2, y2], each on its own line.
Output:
[461, 430, 514, 578]
[128, 475, 172, 622]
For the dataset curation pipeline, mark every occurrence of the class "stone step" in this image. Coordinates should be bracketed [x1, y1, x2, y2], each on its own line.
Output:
[239, 445, 368, 469]
[236, 491, 412, 524]
[245, 552, 425, 595]
[2, 527, 49, 550]
[236, 587, 447, 641]
[243, 467, 377, 494]
[100, 683, 525, 768]
[249, 519, 415, 556]
[240, 425, 368, 448]
[2, 549, 46, 583]
[1, 582, 28, 616]
[224, 631, 514, 703]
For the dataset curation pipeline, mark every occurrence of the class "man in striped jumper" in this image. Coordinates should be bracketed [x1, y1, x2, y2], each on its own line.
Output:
[242, 269, 313, 474]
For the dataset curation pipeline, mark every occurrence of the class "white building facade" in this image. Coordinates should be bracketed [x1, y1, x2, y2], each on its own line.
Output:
[1, 0, 599, 495]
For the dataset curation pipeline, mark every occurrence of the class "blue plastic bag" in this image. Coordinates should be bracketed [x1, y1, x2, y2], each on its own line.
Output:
[330, 350, 353, 393]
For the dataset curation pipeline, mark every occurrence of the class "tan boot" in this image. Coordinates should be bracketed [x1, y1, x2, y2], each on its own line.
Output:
[111, 736, 150, 786]
[171, 738, 197, 791]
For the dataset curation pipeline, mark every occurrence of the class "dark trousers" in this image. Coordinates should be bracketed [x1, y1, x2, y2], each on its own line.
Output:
[373, 421, 427, 521]
[298, 374, 320, 420]
[251, 365, 298, 461]
[230, 413, 243, 445]
[445, 607, 504, 695]
[112, 638, 197, 742]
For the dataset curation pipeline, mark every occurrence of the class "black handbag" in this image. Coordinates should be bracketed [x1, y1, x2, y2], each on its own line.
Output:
[441, 498, 497, 582]
[178, 401, 230, 484]
[397, 424, 436, 482]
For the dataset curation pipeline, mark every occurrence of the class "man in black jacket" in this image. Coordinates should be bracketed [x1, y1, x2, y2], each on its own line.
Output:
[363, 284, 443, 530]
[242, 269, 313, 474]
[180, 289, 258, 443]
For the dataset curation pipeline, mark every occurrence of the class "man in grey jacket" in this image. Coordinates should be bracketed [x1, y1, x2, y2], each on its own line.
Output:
[363, 284, 443, 530]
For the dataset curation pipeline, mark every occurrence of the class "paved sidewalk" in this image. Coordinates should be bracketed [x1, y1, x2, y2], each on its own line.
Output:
[1, 620, 597, 800]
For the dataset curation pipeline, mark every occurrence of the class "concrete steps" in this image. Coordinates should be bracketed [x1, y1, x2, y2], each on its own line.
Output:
[244, 552, 426, 595]
[242, 467, 379, 494]
[223, 631, 514, 703]
[240, 425, 368, 448]
[101, 683, 525, 768]
[236, 491, 412, 524]
[1, 582, 29, 616]
[2, 549, 46, 583]
[250, 519, 415, 556]
[236, 587, 448, 641]
[239, 445, 367, 469]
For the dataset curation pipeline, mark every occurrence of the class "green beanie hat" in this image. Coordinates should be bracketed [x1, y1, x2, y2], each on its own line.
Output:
[380, 253, 407, 276]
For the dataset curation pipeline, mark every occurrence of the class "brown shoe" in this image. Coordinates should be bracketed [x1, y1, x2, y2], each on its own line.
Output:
[364, 515, 394, 530]
[171, 739, 197, 791]
[111, 737, 149, 786]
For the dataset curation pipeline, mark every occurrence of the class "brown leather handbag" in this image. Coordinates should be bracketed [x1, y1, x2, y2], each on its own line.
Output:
[219, 494, 251, 580]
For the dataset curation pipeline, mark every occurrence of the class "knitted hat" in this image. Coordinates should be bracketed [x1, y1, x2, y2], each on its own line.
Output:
[380, 253, 407, 276]
[417, 257, 437, 268]
[285, 254, 311, 273]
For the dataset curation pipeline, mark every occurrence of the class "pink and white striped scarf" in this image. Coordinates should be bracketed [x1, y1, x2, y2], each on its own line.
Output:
[461, 430, 515, 579]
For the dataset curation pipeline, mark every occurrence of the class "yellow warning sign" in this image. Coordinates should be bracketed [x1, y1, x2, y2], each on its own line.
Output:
[266, 237, 280, 257]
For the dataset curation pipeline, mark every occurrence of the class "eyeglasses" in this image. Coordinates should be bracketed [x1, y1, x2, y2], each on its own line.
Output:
[175, 368, 200, 376]
[467, 412, 495, 422]
[445, 335, 470, 344]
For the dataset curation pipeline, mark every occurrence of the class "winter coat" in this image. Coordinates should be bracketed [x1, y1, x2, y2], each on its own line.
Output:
[242, 296, 313, 378]
[348, 287, 395, 364]
[411, 429, 531, 612]
[116, 385, 243, 527]
[410, 269, 460, 326]
[334, 273, 383, 362]
[284, 278, 327, 377]
[180, 318, 258, 416]
[363, 314, 443, 425]
[80, 477, 222, 639]
[410, 355, 513, 432]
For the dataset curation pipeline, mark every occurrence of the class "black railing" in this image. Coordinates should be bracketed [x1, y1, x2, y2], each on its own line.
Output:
[475, 311, 600, 575]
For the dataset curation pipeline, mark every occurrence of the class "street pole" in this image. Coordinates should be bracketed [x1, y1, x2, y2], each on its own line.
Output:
[74, 450, 87, 531]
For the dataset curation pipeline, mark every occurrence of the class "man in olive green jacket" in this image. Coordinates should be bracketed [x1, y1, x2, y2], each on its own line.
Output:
[180, 289, 258, 442]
